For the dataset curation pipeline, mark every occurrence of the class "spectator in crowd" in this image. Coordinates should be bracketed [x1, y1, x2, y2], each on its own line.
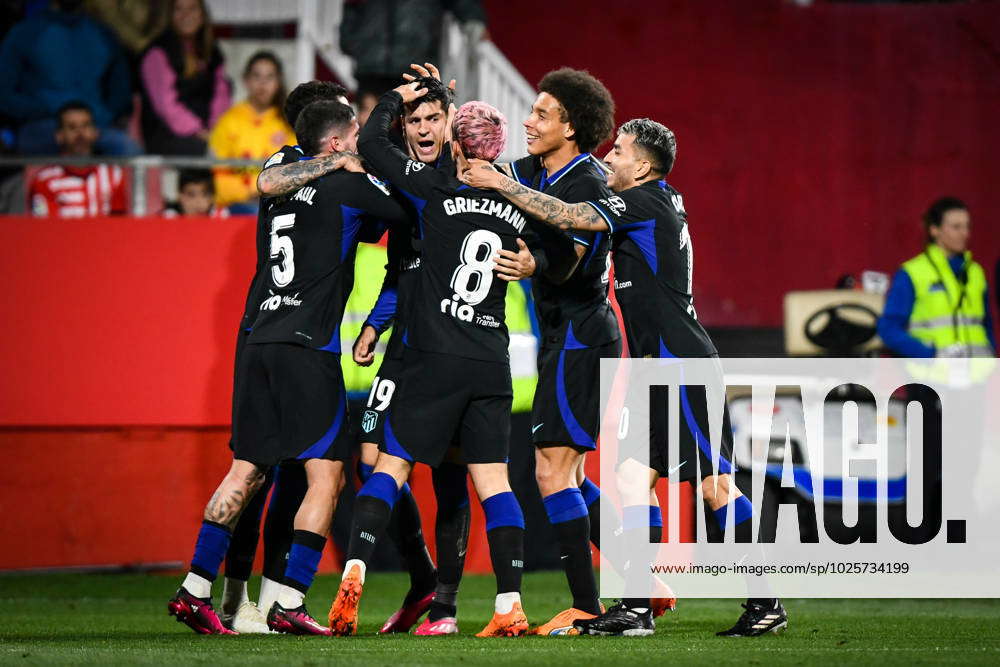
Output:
[84, 0, 169, 54]
[163, 168, 228, 217]
[0, 0, 140, 156]
[28, 101, 128, 218]
[139, 0, 229, 155]
[209, 51, 294, 212]
[339, 0, 487, 124]
[877, 197, 995, 358]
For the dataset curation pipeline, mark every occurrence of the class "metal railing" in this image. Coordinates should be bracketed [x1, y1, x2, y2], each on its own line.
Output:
[207, 0, 537, 160]
[439, 16, 536, 164]
[0, 155, 260, 216]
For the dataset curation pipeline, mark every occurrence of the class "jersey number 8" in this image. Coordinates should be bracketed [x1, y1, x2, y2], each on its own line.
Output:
[450, 229, 502, 306]
[270, 213, 295, 287]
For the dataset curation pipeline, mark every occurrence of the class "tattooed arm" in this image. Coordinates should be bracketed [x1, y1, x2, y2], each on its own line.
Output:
[256, 151, 362, 197]
[461, 162, 611, 232]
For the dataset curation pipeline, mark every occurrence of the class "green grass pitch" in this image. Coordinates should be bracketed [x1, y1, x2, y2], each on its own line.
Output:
[2, 571, 999, 665]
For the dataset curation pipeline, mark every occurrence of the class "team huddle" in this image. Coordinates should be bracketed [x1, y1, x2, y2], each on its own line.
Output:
[166, 62, 788, 639]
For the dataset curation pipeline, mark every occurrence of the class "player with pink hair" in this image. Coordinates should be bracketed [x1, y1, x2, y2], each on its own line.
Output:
[451, 100, 508, 162]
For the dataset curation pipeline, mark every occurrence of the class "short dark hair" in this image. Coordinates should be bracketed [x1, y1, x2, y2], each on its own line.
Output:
[244, 51, 287, 118]
[619, 118, 677, 176]
[178, 168, 214, 194]
[923, 196, 967, 243]
[403, 76, 454, 116]
[294, 100, 356, 156]
[57, 100, 93, 127]
[284, 80, 349, 128]
[537, 68, 615, 153]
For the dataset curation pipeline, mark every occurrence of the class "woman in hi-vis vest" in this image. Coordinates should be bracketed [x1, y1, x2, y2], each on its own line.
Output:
[877, 197, 996, 359]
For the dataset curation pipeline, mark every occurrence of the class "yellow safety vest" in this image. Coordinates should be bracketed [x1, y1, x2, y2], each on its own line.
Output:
[342, 243, 538, 412]
[900, 245, 994, 386]
[901, 245, 992, 357]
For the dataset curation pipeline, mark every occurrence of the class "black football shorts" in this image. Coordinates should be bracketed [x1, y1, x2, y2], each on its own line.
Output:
[530, 339, 622, 451]
[356, 355, 403, 446]
[232, 342, 352, 466]
[618, 382, 736, 483]
[380, 347, 512, 467]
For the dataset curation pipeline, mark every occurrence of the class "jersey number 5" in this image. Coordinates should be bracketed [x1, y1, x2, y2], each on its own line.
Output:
[270, 213, 295, 287]
[450, 229, 502, 306]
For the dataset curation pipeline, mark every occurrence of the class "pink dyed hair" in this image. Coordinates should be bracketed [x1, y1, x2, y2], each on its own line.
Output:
[452, 101, 507, 161]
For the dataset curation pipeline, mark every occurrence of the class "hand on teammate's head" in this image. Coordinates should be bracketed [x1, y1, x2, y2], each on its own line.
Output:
[402, 62, 457, 94]
[393, 81, 429, 104]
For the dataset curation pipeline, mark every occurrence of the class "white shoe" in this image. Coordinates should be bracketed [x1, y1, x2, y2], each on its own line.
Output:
[231, 600, 272, 634]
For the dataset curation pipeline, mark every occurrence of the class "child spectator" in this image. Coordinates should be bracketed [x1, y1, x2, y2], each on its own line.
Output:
[28, 101, 128, 218]
[163, 168, 228, 217]
[0, 0, 139, 155]
[209, 51, 293, 212]
[139, 0, 230, 155]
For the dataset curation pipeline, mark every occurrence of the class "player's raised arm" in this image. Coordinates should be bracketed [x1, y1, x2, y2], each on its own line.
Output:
[357, 84, 444, 199]
[256, 150, 363, 197]
[461, 160, 611, 232]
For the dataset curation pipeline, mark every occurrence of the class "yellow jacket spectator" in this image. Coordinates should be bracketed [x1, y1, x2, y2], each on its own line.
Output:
[209, 51, 293, 209]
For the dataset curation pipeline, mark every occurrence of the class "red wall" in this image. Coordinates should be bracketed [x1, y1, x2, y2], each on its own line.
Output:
[485, 0, 1000, 326]
[3, 216, 253, 425]
[0, 217, 691, 571]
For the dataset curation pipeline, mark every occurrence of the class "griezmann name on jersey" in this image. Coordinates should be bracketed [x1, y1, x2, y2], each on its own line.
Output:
[358, 91, 534, 364]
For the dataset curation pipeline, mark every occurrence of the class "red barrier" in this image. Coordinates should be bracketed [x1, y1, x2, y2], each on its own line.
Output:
[0, 426, 501, 574]
[2, 216, 254, 426]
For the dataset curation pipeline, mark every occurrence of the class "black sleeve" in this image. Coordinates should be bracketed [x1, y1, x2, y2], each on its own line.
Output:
[343, 173, 409, 225]
[584, 189, 648, 233]
[509, 155, 539, 186]
[560, 173, 614, 247]
[260, 145, 301, 170]
[358, 91, 447, 201]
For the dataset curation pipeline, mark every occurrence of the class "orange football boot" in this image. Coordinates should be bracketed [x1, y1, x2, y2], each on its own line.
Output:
[475, 602, 529, 637]
[528, 607, 599, 636]
[328, 563, 364, 636]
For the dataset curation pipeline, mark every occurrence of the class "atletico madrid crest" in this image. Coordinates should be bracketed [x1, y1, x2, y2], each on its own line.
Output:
[361, 410, 379, 433]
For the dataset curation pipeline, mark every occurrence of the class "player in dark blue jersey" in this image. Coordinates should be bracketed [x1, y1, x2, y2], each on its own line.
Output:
[349, 74, 473, 635]
[253, 76, 463, 636]
[492, 68, 620, 635]
[328, 84, 535, 639]
[463, 118, 788, 638]
[220, 80, 358, 633]
[168, 100, 409, 637]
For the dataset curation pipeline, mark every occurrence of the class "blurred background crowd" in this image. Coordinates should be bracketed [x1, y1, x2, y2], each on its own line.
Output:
[0, 0, 487, 217]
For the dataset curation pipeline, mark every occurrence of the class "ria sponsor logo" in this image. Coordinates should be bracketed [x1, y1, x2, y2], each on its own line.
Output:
[441, 293, 475, 322]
